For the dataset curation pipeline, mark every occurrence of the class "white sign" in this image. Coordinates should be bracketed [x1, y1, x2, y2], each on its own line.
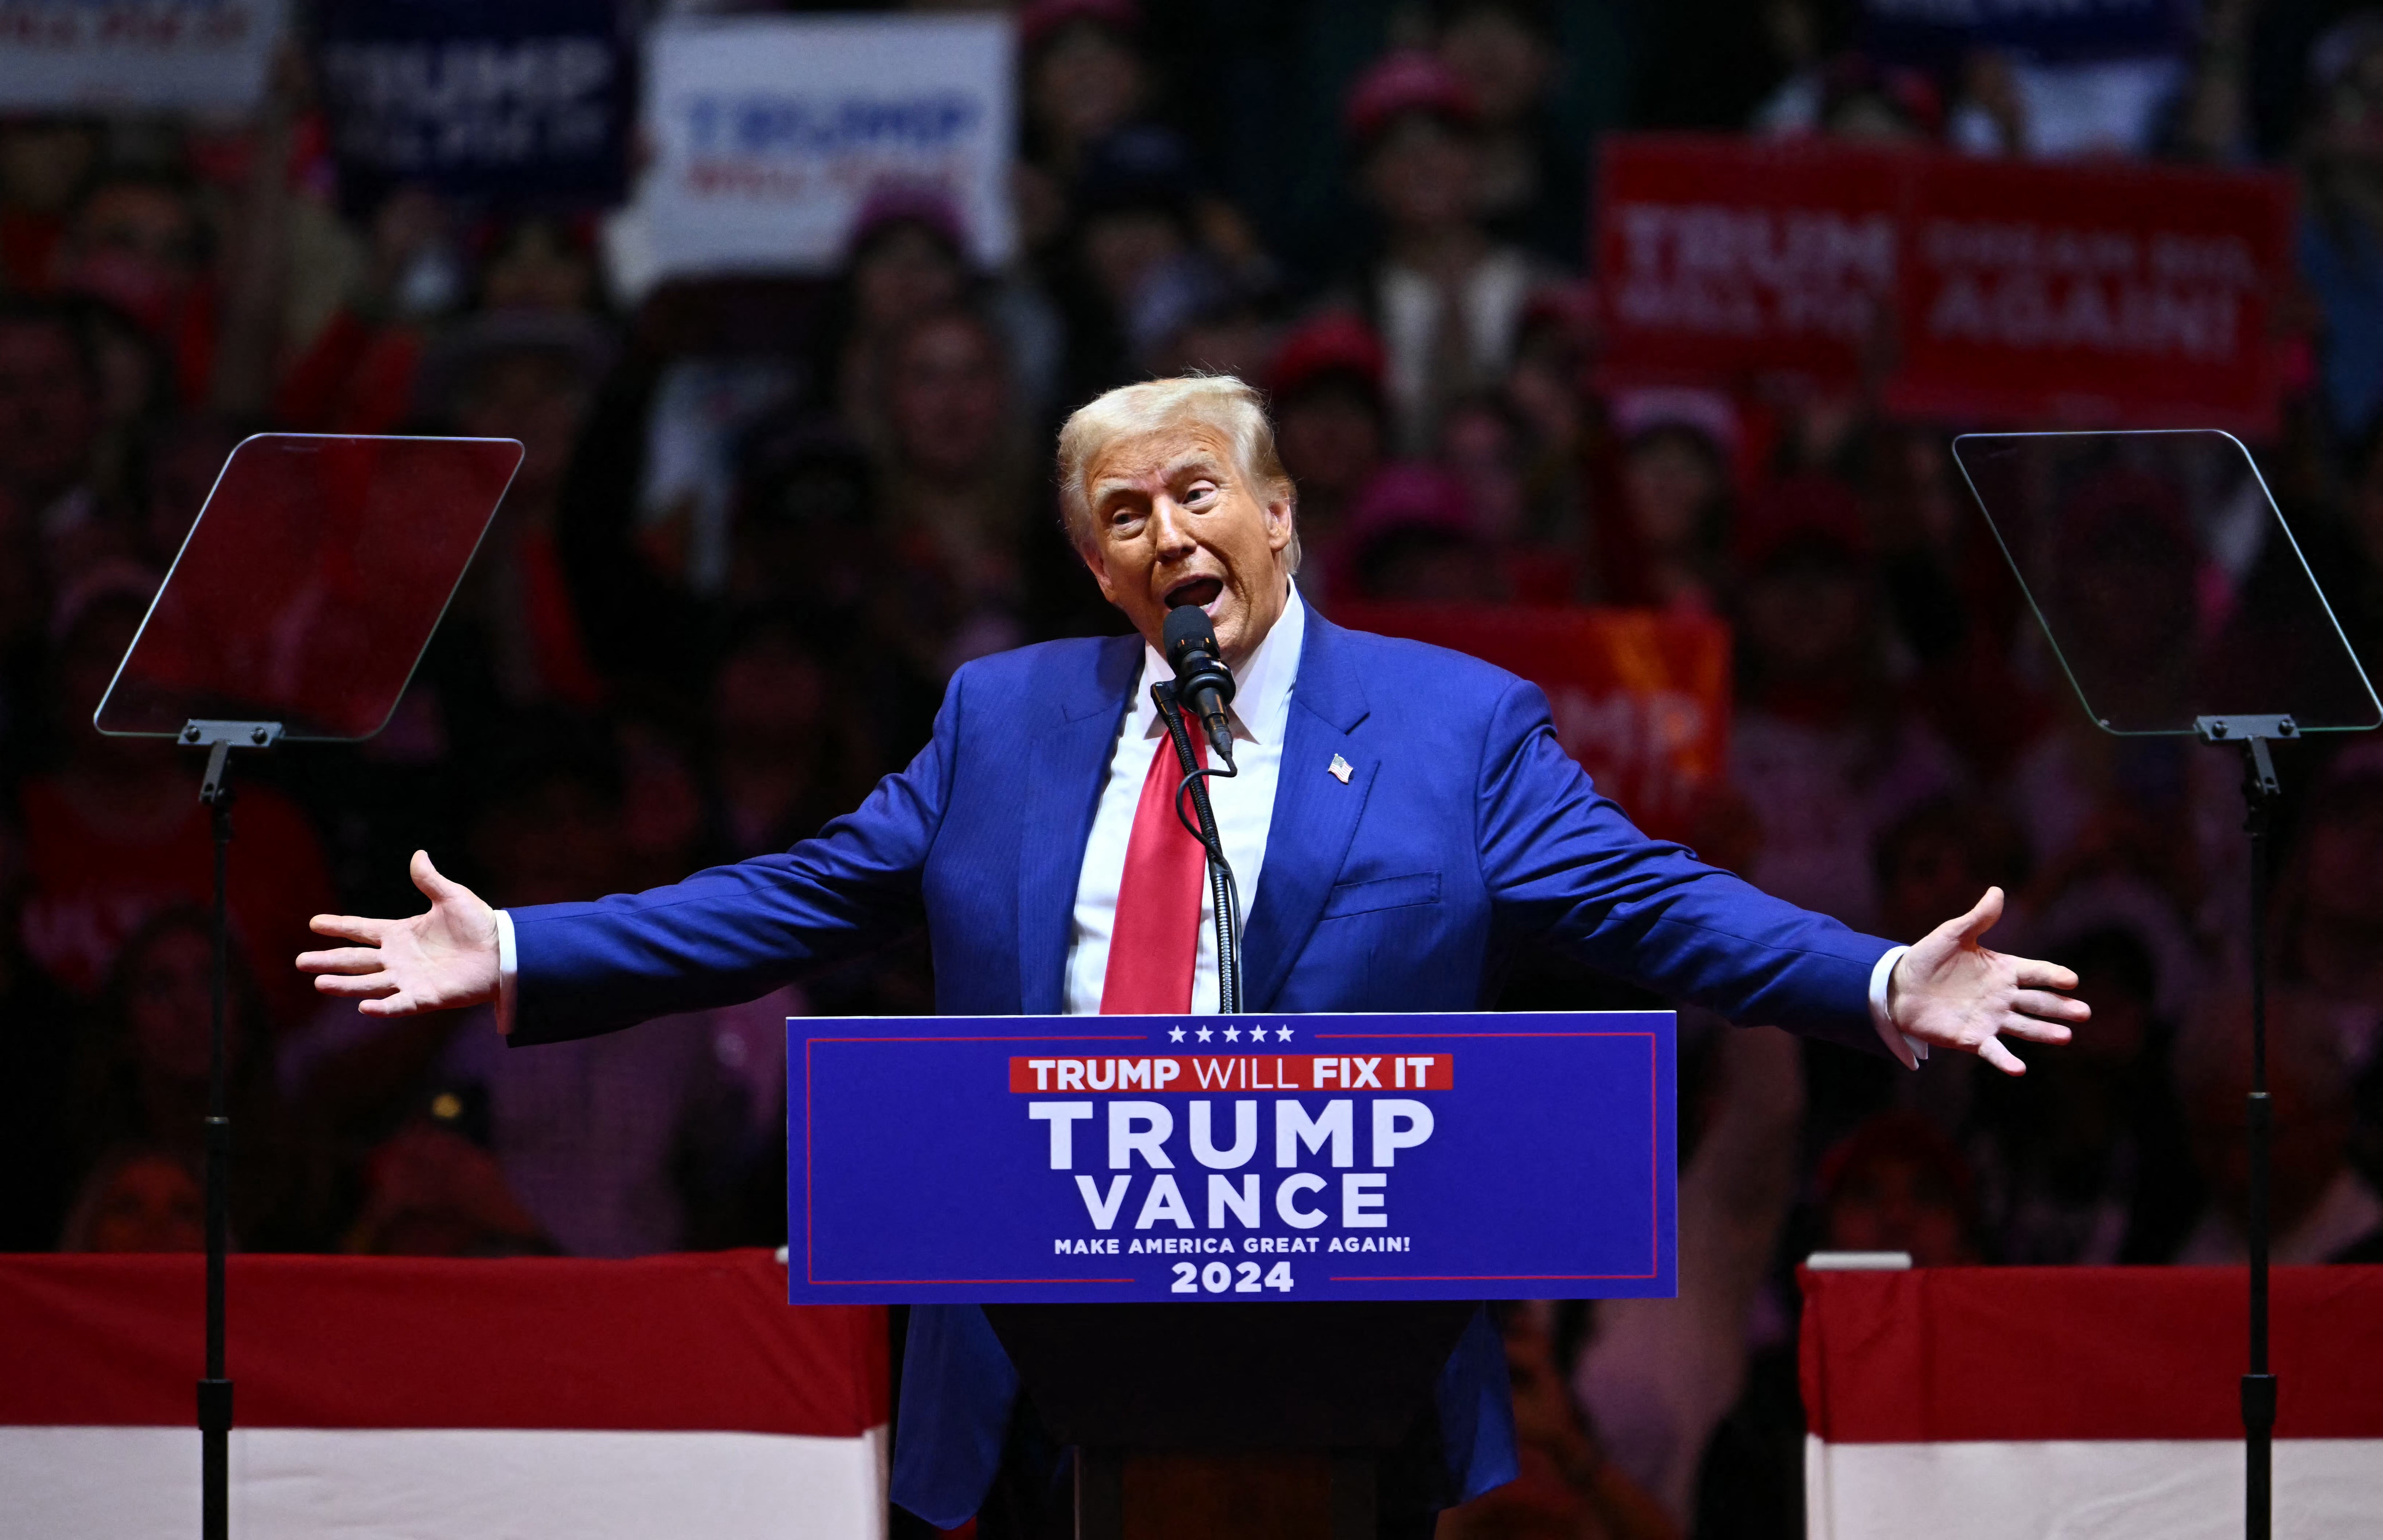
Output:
[0, 0, 286, 111]
[639, 14, 1015, 280]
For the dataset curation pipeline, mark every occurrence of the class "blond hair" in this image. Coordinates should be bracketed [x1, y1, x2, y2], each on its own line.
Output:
[1055, 374, 1301, 570]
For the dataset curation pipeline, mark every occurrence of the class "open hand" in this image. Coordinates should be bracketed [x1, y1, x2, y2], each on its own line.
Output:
[1890, 887, 2087, 1076]
[298, 851, 499, 1018]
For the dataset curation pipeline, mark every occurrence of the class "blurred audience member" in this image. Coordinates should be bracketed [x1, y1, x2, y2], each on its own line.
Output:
[2001, 470, 2212, 910]
[1346, 51, 1556, 454]
[826, 187, 976, 438]
[58, 1144, 205, 1253]
[1056, 124, 1228, 394]
[0, 298, 106, 586]
[1339, 462, 1508, 603]
[419, 310, 613, 716]
[1432, 0, 1586, 264]
[1829, 796, 2030, 1148]
[2301, 13, 2383, 444]
[875, 305, 1033, 674]
[67, 907, 324, 1249]
[2175, 990, 2383, 1263]
[346, 1120, 554, 1258]
[1269, 313, 1390, 594]
[1439, 1304, 1682, 1540]
[1772, 54, 1946, 145]
[126, 410, 248, 568]
[1816, 1111, 1982, 1265]
[473, 214, 601, 315]
[2270, 743, 2383, 1007]
[1873, 797, 2029, 949]
[1437, 388, 1579, 601]
[54, 170, 215, 407]
[16, 571, 335, 1026]
[2266, 745, 2383, 1205]
[273, 187, 452, 434]
[703, 609, 871, 860]
[0, 115, 98, 291]
[1966, 905, 2202, 1264]
[1438, 391, 1531, 548]
[1726, 477, 1963, 932]
[1594, 389, 1734, 614]
[1017, 0, 1153, 246]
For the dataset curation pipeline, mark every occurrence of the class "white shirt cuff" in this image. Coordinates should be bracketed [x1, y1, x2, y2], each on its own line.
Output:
[1869, 944, 1926, 1069]
[494, 909, 518, 1035]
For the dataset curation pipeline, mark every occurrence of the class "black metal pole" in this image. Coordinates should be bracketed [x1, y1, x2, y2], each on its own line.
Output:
[198, 739, 235, 1540]
[2196, 715, 2287, 1540]
[2241, 737, 2276, 1540]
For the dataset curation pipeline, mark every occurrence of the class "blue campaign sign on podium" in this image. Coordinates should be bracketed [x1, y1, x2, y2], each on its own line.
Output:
[787, 1012, 1676, 1303]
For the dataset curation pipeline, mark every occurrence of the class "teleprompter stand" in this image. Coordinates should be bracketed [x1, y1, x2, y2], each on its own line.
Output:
[2196, 713, 2293, 1540]
[1953, 430, 2383, 1540]
[184, 719, 282, 1540]
[93, 433, 522, 1537]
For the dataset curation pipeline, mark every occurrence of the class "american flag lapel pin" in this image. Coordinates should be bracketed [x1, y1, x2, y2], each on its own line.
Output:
[1328, 753, 1353, 784]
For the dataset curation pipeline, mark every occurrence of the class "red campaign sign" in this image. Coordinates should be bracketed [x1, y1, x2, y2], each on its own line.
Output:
[1595, 135, 1909, 384]
[1333, 604, 1730, 844]
[1886, 154, 2292, 432]
[1594, 135, 2295, 433]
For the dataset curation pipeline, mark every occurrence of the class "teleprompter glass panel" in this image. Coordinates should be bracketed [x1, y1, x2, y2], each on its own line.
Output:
[1952, 430, 2380, 736]
[95, 434, 522, 740]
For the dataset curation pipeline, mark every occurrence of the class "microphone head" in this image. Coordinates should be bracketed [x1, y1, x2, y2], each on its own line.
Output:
[1163, 603, 1220, 669]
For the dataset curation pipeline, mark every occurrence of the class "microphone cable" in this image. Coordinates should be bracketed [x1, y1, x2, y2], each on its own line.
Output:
[1154, 683, 1243, 1014]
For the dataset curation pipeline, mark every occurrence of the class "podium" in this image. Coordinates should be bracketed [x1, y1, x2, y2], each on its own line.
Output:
[790, 1010, 1679, 1536]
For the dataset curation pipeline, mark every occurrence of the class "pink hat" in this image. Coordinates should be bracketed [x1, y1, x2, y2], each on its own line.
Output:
[843, 178, 969, 261]
[1343, 50, 1478, 144]
[1345, 462, 1476, 540]
[1606, 385, 1740, 459]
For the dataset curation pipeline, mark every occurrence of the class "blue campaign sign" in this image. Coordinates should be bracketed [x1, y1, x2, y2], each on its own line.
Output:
[316, 0, 636, 215]
[787, 1012, 1676, 1304]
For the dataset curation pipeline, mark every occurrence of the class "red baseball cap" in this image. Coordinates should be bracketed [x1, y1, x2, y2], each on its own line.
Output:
[1267, 311, 1387, 401]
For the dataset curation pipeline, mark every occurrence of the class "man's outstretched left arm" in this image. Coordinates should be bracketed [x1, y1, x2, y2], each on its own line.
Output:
[1476, 678, 2083, 1072]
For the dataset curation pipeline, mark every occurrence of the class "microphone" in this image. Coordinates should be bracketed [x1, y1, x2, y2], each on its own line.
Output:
[1163, 604, 1237, 767]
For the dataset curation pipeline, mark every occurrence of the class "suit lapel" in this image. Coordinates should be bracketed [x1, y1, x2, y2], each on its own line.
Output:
[1016, 635, 1142, 1014]
[1241, 611, 1374, 1011]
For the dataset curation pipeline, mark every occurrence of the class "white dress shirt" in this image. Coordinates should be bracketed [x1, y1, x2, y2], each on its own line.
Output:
[1062, 586, 1305, 1016]
[499, 579, 1918, 1058]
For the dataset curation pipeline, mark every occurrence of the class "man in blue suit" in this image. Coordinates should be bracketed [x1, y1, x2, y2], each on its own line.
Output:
[302, 376, 2085, 1527]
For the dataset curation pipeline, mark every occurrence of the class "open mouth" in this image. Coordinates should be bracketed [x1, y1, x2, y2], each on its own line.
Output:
[1164, 576, 1224, 611]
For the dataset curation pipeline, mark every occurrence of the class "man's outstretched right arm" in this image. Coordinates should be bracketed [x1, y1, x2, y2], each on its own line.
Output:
[300, 676, 961, 1044]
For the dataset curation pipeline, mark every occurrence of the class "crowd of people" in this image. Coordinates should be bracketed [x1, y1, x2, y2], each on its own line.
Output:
[6, 1, 2383, 1536]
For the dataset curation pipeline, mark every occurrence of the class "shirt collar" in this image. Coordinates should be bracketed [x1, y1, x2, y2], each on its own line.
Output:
[1132, 582, 1305, 745]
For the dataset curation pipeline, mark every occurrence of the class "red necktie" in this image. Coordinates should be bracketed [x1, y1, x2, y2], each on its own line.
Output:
[1100, 725, 1209, 1014]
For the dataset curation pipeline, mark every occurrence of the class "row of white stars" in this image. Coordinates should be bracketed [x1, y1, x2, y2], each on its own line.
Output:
[1165, 1026, 1294, 1043]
